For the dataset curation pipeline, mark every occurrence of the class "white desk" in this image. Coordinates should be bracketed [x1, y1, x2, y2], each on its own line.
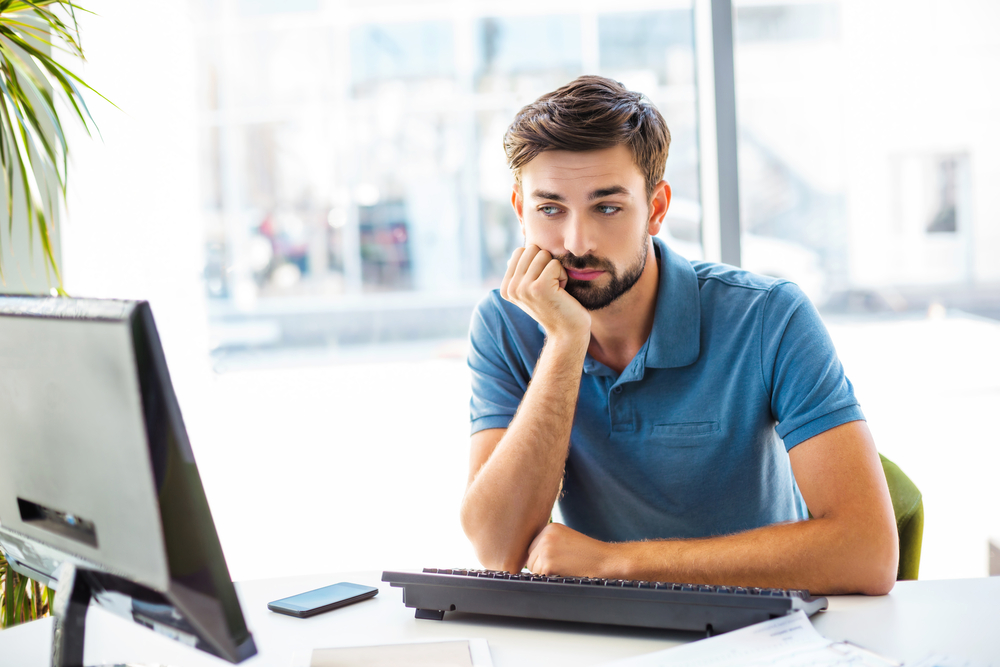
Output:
[1, 573, 997, 666]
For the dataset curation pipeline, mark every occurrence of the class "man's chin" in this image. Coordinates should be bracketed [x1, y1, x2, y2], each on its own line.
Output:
[567, 283, 626, 311]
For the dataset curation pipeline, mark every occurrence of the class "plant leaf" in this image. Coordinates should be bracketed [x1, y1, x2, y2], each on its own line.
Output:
[0, 0, 107, 290]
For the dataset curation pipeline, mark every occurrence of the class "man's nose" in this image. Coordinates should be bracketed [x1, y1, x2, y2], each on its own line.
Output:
[562, 214, 595, 258]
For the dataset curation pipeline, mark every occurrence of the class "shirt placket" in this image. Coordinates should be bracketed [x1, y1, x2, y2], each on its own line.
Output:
[609, 379, 634, 434]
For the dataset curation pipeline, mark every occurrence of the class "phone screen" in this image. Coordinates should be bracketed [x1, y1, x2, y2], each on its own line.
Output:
[267, 582, 378, 618]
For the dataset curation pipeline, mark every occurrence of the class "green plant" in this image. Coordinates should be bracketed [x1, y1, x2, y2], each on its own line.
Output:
[0, 0, 105, 292]
[0, 0, 106, 626]
[0, 547, 52, 628]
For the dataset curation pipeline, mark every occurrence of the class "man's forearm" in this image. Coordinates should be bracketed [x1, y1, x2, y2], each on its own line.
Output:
[530, 514, 897, 595]
[460, 335, 588, 573]
[618, 514, 897, 595]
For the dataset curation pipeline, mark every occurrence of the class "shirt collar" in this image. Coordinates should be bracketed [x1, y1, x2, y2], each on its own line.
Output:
[535, 235, 701, 371]
[645, 235, 701, 369]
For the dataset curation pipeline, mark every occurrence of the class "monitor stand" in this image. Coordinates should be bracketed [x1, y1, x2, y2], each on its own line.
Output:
[51, 562, 173, 667]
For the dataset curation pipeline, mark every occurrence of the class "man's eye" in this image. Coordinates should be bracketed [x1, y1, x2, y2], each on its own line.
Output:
[539, 205, 561, 216]
[597, 205, 621, 215]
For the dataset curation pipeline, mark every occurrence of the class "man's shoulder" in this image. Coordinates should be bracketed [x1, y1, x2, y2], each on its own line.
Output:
[690, 260, 784, 292]
[687, 260, 808, 312]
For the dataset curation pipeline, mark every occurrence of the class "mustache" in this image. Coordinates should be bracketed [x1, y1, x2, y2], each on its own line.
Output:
[552, 252, 614, 272]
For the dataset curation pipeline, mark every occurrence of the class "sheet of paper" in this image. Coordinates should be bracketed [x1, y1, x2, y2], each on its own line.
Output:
[296, 638, 493, 667]
[603, 611, 899, 667]
[908, 656, 992, 667]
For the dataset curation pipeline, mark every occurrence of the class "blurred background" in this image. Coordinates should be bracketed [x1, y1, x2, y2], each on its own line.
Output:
[41, 0, 1000, 582]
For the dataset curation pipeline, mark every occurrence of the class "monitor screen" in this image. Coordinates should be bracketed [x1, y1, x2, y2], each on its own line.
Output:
[0, 296, 256, 664]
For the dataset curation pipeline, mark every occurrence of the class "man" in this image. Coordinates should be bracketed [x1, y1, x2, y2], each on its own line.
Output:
[459, 76, 898, 595]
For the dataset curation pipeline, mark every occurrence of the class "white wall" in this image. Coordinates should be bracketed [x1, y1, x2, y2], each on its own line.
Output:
[841, 0, 1000, 286]
[61, 0, 212, 429]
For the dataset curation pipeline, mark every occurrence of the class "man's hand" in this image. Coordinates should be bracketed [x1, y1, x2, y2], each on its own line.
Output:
[500, 245, 591, 342]
[526, 523, 615, 578]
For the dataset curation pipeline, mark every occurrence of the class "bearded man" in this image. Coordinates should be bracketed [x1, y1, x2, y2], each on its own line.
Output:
[459, 75, 898, 595]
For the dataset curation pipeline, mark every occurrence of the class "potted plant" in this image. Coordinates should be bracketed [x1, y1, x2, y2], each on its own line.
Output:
[0, 0, 105, 626]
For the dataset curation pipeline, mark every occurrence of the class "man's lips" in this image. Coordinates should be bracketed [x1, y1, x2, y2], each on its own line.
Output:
[566, 268, 605, 281]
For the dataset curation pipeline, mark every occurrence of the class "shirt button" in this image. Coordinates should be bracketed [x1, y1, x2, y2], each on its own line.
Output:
[613, 386, 623, 394]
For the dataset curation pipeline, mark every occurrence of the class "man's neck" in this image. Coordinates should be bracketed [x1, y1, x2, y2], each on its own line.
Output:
[586, 237, 660, 375]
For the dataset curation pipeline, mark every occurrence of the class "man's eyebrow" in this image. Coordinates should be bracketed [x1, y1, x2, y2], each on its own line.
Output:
[531, 189, 564, 202]
[589, 186, 630, 200]
[530, 186, 631, 202]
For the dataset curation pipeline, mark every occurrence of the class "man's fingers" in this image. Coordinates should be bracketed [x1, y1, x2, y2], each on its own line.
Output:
[521, 247, 554, 285]
[500, 248, 521, 300]
[503, 245, 549, 302]
[539, 258, 567, 289]
[525, 526, 548, 573]
[500, 246, 527, 301]
[526, 551, 548, 575]
[506, 246, 525, 270]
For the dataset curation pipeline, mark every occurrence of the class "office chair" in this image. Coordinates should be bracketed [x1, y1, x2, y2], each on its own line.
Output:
[880, 454, 923, 580]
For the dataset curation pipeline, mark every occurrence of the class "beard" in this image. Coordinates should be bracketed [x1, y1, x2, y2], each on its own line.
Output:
[555, 235, 649, 311]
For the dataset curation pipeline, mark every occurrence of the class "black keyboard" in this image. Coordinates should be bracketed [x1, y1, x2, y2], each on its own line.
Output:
[382, 568, 828, 635]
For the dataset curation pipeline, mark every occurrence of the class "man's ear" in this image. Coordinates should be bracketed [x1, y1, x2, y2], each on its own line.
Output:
[511, 184, 525, 234]
[646, 180, 671, 237]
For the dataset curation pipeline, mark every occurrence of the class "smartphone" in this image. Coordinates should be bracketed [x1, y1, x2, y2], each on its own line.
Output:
[267, 582, 379, 618]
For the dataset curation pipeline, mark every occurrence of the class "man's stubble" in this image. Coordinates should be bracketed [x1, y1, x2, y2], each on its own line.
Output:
[554, 229, 649, 311]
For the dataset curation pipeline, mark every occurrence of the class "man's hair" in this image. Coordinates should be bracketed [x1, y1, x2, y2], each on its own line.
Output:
[503, 75, 671, 200]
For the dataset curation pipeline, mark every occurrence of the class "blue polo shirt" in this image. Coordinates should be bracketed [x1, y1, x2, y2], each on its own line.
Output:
[468, 236, 864, 543]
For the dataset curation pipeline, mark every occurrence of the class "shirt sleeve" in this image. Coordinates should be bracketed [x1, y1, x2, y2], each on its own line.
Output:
[760, 282, 865, 450]
[468, 294, 529, 435]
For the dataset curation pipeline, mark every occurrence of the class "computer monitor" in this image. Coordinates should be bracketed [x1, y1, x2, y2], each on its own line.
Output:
[0, 296, 257, 665]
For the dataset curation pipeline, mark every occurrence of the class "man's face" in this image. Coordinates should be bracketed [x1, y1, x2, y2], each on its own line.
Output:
[512, 144, 669, 310]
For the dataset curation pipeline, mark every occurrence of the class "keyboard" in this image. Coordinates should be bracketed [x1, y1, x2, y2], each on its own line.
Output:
[382, 568, 828, 635]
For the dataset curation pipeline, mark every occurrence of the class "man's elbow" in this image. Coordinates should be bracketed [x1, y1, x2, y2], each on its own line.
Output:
[476, 551, 526, 575]
[862, 547, 898, 595]
[464, 530, 526, 574]
[460, 501, 521, 573]
[854, 525, 899, 595]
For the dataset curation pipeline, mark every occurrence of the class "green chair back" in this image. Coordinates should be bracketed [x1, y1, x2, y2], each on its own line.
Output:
[880, 454, 923, 580]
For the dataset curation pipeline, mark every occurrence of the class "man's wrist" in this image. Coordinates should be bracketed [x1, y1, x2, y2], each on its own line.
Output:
[542, 330, 590, 360]
[605, 541, 637, 581]
[606, 540, 670, 582]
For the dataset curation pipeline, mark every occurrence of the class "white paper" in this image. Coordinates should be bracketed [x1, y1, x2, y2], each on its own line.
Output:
[603, 611, 900, 667]
[289, 638, 492, 667]
[908, 656, 992, 667]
